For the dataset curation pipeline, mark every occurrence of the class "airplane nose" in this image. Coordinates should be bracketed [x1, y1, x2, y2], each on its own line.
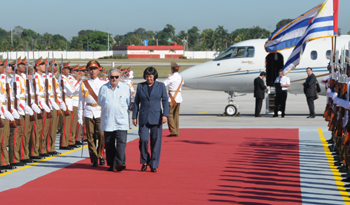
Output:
[180, 65, 199, 89]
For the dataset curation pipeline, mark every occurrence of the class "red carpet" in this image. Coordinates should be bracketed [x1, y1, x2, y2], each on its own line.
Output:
[0, 129, 301, 204]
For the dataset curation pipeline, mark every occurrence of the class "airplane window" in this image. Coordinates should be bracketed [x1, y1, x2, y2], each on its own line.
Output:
[245, 47, 254, 57]
[215, 47, 236, 61]
[326, 50, 331, 60]
[311, 51, 317, 60]
[232, 47, 245, 58]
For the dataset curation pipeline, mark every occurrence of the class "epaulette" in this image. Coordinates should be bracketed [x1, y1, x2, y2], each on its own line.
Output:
[1, 75, 5, 79]
[35, 75, 39, 79]
[16, 76, 19, 81]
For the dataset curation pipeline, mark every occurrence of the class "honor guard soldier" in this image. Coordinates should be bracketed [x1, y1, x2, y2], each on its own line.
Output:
[78, 60, 106, 167]
[0, 58, 16, 169]
[58, 62, 79, 150]
[123, 67, 134, 95]
[68, 65, 82, 147]
[18, 56, 37, 163]
[47, 59, 66, 155]
[163, 62, 184, 137]
[9, 56, 34, 166]
[30, 57, 51, 159]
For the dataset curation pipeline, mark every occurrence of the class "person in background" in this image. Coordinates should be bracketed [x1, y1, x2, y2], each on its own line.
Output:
[273, 69, 290, 118]
[253, 72, 266, 117]
[302, 67, 316, 118]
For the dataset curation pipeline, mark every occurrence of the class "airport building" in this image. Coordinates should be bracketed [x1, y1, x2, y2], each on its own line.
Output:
[113, 43, 184, 59]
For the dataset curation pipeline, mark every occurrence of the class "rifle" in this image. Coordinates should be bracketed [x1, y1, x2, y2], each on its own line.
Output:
[5, 51, 15, 129]
[26, 51, 35, 122]
[60, 55, 70, 116]
[45, 52, 52, 119]
[32, 51, 43, 120]
[13, 52, 22, 126]
[51, 52, 62, 116]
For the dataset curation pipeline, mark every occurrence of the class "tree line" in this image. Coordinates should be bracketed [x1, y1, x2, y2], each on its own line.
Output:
[0, 20, 347, 52]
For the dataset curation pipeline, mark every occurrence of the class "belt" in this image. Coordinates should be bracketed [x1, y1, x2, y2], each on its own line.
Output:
[66, 96, 72, 99]
[20, 97, 25, 100]
[49, 95, 54, 98]
[40, 95, 45, 98]
[31, 97, 34, 99]
[2, 102, 13, 105]
[169, 90, 180, 92]
[86, 103, 99, 107]
[72, 95, 79, 98]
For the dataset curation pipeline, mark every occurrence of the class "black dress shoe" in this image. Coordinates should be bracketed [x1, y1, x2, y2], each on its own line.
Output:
[150, 167, 157, 173]
[108, 165, 116, 172]
[22, 159, 33, 163]
[141, 164, 148, 171]
[48, 151, 60, 155]
[272, 115, 278, 117]
[30, 156, 42, 160]
[1, 165, 16, 169]
[59, 146, 73, 150]
[99, 157, 105, 165]
[39, 153, 51, 157]
[10, 162, 26, 166]
[92, 161, 98, 167]
[115, 163, 125, 172]
[69, 145, 80, 148]
[75, 141, 86, 145]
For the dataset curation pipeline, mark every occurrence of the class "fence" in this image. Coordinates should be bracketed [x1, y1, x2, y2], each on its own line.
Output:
[0, 50, 218, 60]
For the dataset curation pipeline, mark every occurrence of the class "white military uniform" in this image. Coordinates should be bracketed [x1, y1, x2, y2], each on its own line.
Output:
[78, 78, 106, 121]
[123, 70, 134, 93]
[58, 74, 79, 111]
[163, 72, 184, 103]
[32, 72, 50, 111]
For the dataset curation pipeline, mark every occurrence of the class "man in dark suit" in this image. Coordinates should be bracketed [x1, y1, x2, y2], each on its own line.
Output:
[132, 67, 169, 172]
[254, 72, 266, 117]
[302, 67, 316, 118]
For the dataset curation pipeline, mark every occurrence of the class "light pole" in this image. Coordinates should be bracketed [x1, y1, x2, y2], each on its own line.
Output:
[107, 28, 109, 56]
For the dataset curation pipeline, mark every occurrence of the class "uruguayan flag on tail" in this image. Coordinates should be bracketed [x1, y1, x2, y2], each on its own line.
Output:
[282, 0, 338, 75]
[265, 4, 322, 53]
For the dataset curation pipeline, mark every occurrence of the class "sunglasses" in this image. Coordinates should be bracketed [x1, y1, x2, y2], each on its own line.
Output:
[110, 76, 119, 79]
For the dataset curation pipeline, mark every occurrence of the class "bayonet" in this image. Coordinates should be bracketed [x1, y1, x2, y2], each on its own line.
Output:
[60, 54, 70, 116]
[13, 51, 21, 126]
[45, 52, 52, 119]
[52, 52, 62, 116]
[26, 51, 35, 121]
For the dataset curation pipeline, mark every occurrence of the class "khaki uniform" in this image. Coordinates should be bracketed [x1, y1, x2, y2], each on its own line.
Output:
[58, 74, 79, 147]
[163, 72, 184, 135]
[0, 74, 10, 166]
[78, 78, 106, 163]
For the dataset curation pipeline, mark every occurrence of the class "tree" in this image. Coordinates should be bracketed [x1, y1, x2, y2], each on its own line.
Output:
[187, 26, 200, 50]
[169, 49, 176, 58]
[199, 28, 215, 50]
[78, 30, 94, 37]
[149, 49, 154, 58]
[348, 31, 350, 35]
[274, 19, 293, 33]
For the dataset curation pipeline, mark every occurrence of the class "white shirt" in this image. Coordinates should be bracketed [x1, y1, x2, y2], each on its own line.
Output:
[58, 74, 80, 111]
[163, 72, 184, 103]
[122, 70, 134, 92]
[31, 72, 49, 111]
[274, 76, 290, 91]
[78, 78, 106, 120]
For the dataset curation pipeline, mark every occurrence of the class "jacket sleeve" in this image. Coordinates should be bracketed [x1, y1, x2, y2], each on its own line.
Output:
[259, 78, 265, 90]
[132, 84, 141, 119]
[161, 83, 169, 118]
[305, 75, 316, 88]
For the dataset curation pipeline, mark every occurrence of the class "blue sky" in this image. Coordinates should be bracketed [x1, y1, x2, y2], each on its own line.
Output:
[3, 0, 349, 40]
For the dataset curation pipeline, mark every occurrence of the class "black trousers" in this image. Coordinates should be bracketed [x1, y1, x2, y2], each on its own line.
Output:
[307, 97, 315, 117]
[255, 98, 263, 117]
[274, 91, 287, 115]
[104, 130, 127, 166]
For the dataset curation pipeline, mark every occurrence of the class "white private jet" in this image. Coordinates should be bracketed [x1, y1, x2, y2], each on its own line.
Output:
[181, 35, 350, 116]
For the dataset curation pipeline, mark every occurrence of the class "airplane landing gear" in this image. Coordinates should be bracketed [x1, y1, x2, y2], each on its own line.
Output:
[224, 91, 240, 116]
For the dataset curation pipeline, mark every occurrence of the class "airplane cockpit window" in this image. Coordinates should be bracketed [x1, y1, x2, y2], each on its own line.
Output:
[245, 47, 255, 57]
[311, 51, 317, 60]
[326, 50, 331, 60]
[232, 47, 245, 58]
[214, 47, 236, 61]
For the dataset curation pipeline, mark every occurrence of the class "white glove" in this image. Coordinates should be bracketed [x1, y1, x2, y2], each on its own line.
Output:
[41, 102, 51, 113]
[49, 99, 60, 110]
[31, 103, 41, 114]
[59, 102, 67, 111]
[1, 107, 14, 121]
[11, 109, 20, 119]
[78, 118, 83, 125]
[24, 105, 34, 116]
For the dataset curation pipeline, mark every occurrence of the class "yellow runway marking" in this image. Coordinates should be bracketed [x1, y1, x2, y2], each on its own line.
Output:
[0, 145, 88, 178]
[318, 128, 350, 204]
[198, 111, 208, 114]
